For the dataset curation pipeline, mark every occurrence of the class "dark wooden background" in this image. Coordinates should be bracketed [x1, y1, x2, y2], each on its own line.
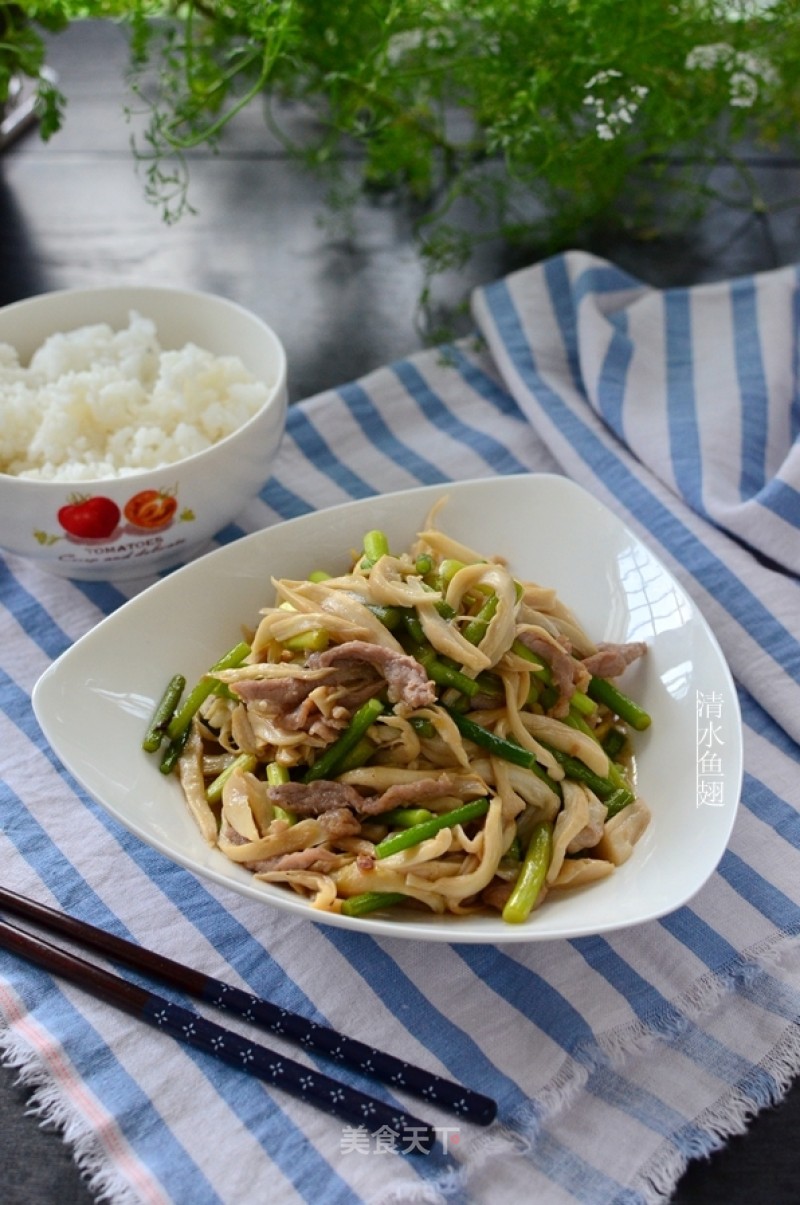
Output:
[1, 20, 798, 1204]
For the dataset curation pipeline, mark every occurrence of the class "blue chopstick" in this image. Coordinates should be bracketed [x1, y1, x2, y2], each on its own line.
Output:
[0, 886, 497, 1131]
[0, 913, 437, 1148]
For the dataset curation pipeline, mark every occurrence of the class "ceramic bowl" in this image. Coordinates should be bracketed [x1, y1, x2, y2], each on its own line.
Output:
[0, 286, 287, 580]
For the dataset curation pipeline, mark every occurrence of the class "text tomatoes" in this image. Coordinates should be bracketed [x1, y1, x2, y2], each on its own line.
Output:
[57, 495, 121, 540]
[123, 489, 178, 530]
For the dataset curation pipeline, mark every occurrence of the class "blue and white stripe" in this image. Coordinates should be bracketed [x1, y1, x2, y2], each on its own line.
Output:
[2, 251, 799, 1204]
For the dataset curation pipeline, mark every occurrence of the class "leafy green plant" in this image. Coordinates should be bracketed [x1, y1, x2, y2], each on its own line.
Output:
[0, 2, 137, 138]
[122, 0, 800, 270]
[0, 3, 69, 137]
[10, 2, 800, 277]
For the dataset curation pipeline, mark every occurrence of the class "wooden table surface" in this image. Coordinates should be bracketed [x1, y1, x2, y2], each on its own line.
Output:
[1, 20, 799, 1205]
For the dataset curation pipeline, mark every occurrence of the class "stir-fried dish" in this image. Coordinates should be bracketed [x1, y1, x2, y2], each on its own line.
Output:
[143, 503, 652, 924]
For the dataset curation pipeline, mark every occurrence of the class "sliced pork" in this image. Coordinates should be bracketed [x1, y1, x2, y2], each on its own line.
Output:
[581, 641, 647, 679]
[308, 640, 436, 709]
[266, 779, 367, 815]
[514, 626, 588, 718]
[268, 771, 482, 818]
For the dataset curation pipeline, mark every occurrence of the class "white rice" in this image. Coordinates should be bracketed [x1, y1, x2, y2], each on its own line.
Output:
[0, 311, 271, 481]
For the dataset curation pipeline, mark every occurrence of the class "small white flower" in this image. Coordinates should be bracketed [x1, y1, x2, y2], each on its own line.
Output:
[583, 73, 648, 142]
[730, 71, 760, 107]
[685, 42, 777, 109]
[728, 0, 780, 18]
[586, 69, 622, 89]
[686, 42, 732, 71]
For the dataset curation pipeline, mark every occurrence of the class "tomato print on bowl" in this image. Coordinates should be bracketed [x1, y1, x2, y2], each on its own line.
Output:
[58, 495, 122, 541]
[124, 488, 179, 532]
[34, 485, 197, 572]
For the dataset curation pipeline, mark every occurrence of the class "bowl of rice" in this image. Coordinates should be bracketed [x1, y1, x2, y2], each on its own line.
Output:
[0, 285, 287, 580]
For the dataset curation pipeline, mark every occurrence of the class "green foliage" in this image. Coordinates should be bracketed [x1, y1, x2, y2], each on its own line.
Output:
[118, 0, 800, 265]
[9, 1, 800, 270]
[1, 5, 60, 133]
[0, 2, 135, 137]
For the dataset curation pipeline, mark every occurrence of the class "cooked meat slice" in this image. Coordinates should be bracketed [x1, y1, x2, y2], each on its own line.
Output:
[231, 674, 319, 709]
[268, 771, 476, 819]
[481, 877, 516, 911]
[317, 807, 362, 840]
[582, 641, 647, 679]
[362, 773, 482, 816]
[266, 779, 367, 816]
[269, 847, 343, 872]
[228, 662, 380, 746]
[248, 804, 356, 862]
[515, 627, 586, 718]
[308, 640, 436, 709]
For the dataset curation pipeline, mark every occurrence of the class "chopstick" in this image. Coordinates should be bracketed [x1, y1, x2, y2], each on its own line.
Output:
[0, 886, 497, 1132]
[0, 914, 439, 1150]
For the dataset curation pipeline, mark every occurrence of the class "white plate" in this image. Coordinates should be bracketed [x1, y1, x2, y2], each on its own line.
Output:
[33, 475, 742, 942]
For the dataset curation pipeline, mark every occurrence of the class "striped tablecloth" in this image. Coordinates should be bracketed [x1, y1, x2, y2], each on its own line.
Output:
[2, 251, 799, 1204]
